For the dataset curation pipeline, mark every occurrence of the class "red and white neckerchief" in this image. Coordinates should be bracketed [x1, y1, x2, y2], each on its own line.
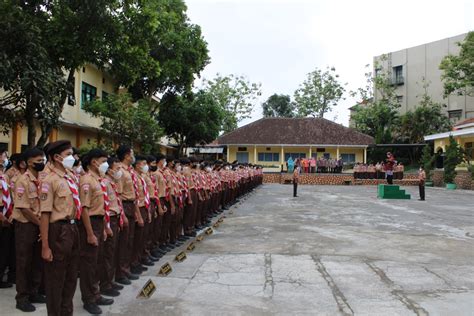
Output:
[0, 175, 12, 217]
[159, 169, 171, 201]
[128, 166, 140, 203]
[64, 174, 82, 220]
[150, 174, 159, 201]
[99, 178, 111, 229]
[138, 174, 150, 209]
[109, 181, 124, 227]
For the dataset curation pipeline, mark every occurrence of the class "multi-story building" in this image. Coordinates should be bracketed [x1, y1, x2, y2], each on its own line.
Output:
[350, 33, 474, 126]
[0, 64, 174, 155]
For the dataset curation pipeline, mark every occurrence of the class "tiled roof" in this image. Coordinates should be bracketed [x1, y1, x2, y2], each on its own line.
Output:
[217, 118, 374, 146]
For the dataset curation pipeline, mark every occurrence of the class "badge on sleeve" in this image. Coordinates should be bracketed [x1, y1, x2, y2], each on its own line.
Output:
[41, 183, 50, 193]
[16, 186, 25, 199]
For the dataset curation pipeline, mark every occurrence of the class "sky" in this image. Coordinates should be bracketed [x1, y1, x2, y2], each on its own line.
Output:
[185, 0, 474, 127]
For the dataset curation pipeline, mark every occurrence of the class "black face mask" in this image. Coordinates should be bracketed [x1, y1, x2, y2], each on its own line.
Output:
[150, 166, 158, 172]
[33, 162, 45, 172]
[73, 158, 80, 167]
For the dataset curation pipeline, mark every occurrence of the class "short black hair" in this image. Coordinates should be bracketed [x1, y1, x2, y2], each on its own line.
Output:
[107, 156, 120, 167]
[180, 158, 191, 165]
[82, 149, 108, 171]
[134, 155, 147, 166]
[23, 148, 44, 161]
[10, 153, 24, 167]
[116, 145, 132, 161]
[166, 155, 174, 163]
[156, 153, 166, 162]
[146, 155, 156, 164]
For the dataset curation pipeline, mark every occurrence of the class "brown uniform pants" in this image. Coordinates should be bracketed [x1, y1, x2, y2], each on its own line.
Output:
[183, 189, 197, 234]
[159, 200, 172, 245]
[168, 198, 178, 243]
[131, 207, 148, 267]
[152, 198, 165, 246]
[176, 198, 184, 238]
[99, 215, 119, 291]
[116, 201, 136, 279]
[79, 216, 104, 304]
[44, 221, 79, 316]
[14, 221, 42, 303]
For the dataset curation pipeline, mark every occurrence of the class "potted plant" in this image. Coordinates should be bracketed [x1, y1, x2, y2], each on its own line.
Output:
[443, 136, 463, 190]
[420, 143, 435, 187]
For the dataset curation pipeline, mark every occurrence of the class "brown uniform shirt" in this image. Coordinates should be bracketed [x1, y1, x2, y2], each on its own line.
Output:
[154, 170, 167, 198]
[184, 168, 195, 190]
[135, 171, 146, 208]
[118, 163, 135, 201]
[12, 171, 40, 223]
[79, 171, 105, 217]
[39, 166, 77, 223]
[104, 176, 121, 215]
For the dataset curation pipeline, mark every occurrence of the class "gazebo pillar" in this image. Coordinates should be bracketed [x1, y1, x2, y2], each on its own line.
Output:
[336, 146, 340, 159]
[309, 146, 312, 158]
[253, 145, 257, 163]
[363, 147, 367, 163]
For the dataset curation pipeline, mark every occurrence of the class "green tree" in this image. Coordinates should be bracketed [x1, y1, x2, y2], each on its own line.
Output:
[84, 94, 164, 154]
[203, 74, 262, 133]
[262, 94, 295, 118]
[158, 91, 224, 156]
[443, 135, 464, 184]
[294, 67, 346, 118]
[440, 32, 474, 97]
[420, 144, 435, 181]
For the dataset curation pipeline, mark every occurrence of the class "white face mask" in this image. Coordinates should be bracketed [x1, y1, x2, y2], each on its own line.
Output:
[75, 165, 83, 174]
[2, 159, 9, 169]
[163, 161, 167, 168]
[142, 165, 149, 173]
[131, 154, 136, 164]
[61, 155, 76, 170]
[99, 162, 109, 175]
[113, 169, 123, 180]
[176, 165, 182, 173]
[206, 167, 212, 172]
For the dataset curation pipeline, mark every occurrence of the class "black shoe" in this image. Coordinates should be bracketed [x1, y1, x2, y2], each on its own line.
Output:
[29, 293, 46, 304]
[115, 277, 131, 285]
[185, 231, 197, 237]
[141, 259, 154, 266]
[84, 303, 102, 315]
[151, 249, 163, 258]
[177, 236, 187, 242]
[148, 255, 160, 262]
[112, 282, 124, 290]
[0, 281, 13, 288]
[16, 301, 36, 312]
[96, 296, 114, 306]
[418, 199, 425, 201]
[130, 265, 143, 275]
[127, 273, 139, 280]
[100, 288, 120, 297]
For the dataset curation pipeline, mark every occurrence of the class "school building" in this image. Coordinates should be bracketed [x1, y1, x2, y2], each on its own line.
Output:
[0, 64, 174, 155]
[216, 118, 374, 167]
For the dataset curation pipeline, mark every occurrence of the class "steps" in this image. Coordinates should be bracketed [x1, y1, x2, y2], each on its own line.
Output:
[377, 184, 411, 200]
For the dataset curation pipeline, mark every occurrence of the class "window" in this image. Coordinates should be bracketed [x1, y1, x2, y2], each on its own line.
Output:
[102, 91, 109, 101]
[393, 65, 404, 85]
[258, 153, 279, 162]
[284, 153, 306, 161]
[375, 68, 382, 77]
[237, 147, 247, 151]
[466, 142, 474, 160]
[341, 153, 356, 163]
[323, 153, 330, 159]
[448, 110, 462, 123]
[0, 142, 8, 152]
[81, 82, 97, 108]
[396, 95, 403, 103]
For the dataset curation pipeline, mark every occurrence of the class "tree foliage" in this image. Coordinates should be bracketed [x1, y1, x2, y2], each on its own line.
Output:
[158, 91, 224, 156]
[294, 67, 346, 118]
[440, 31, 474, 97]
[203, 74, 262, 133]
[262, 94, 295, 118]
[420, 143, 435, 181]
[84, 94, 164, 155]
[443, 135, 464, 184]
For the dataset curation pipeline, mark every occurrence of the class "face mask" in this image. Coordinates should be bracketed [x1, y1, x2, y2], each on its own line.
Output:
[206, 167, 212, 172]
[99, 162, 109, 175]
[33, 162, 45, 172]
[176, 166, 182, 172]
[43, 156, 48, 164]
[163, 161, 167, 168]
[131, 154, 136, 164]
[73, 158, 80, 167]
[150, 165, 158, 172]
[183, 166, 190, 172]
[141, 165, 149, 173]
[113, 169, 123, 180]
[2, 159, 9, 169]
[61, 155, 76, 170]
[75, 165, 83, 174]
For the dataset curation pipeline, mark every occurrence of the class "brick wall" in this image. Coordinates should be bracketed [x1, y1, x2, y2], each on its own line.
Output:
[432, 170, 473, 190]
[263, 173, 419, 186]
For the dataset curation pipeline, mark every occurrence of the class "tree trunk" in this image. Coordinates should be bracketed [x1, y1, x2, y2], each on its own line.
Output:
[25, 100, 37, 148]
[36, 69, 75, 148]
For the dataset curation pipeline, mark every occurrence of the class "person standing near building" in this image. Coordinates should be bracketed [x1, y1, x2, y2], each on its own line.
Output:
[11, 148, 46, 312]
[39, 140, 80, 316]
[293, 160, 301, 198]
[0, 149, 13, 289]
[384, 152, 396, 185]
[418, 166, 426, 201]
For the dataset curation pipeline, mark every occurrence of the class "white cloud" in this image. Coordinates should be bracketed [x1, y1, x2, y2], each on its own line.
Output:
[186, 0, 474, 126]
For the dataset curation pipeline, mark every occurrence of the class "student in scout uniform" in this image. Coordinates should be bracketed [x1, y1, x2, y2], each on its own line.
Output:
[155, 154, 173, 254]
[130, 155, 150, 275]
[144, 155, 162, 262]
[115, 145, 140, 285]
[39, 140, 81, 316]
[293, 160, 301, 197]
[0, 149, 14, 289]
[99, 157, 125, 298]
[384, 152, 396, 185]
[148, 155, 166, 259]
[78, 149, 114, 315]
[11, 148, 46, 312]
[418, 166, 426, 201]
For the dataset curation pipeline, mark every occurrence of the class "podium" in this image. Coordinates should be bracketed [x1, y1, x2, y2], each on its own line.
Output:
[377, 184, 411, 199]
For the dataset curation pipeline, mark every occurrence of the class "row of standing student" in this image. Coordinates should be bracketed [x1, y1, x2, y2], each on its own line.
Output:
[0, 141, 262, 315]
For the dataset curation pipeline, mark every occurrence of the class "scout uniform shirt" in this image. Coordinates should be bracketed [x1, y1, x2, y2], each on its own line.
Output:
[12, 171, 41, 223]
[79, 172, 105, 217]
[118, 163, 136, 202]
[40, 166, 77, 223]
[104, 175, 121, 216]
[154, 169, 167, 199]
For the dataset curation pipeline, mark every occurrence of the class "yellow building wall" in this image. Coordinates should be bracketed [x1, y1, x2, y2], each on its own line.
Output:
[434, 136, 474, 162]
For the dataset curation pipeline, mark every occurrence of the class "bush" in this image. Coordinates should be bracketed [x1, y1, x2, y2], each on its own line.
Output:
[443, 136, 463, 184]
[420, 144, 435, 180]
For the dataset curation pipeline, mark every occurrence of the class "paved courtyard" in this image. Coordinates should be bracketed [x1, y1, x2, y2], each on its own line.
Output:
[1, 184, 474, 315]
